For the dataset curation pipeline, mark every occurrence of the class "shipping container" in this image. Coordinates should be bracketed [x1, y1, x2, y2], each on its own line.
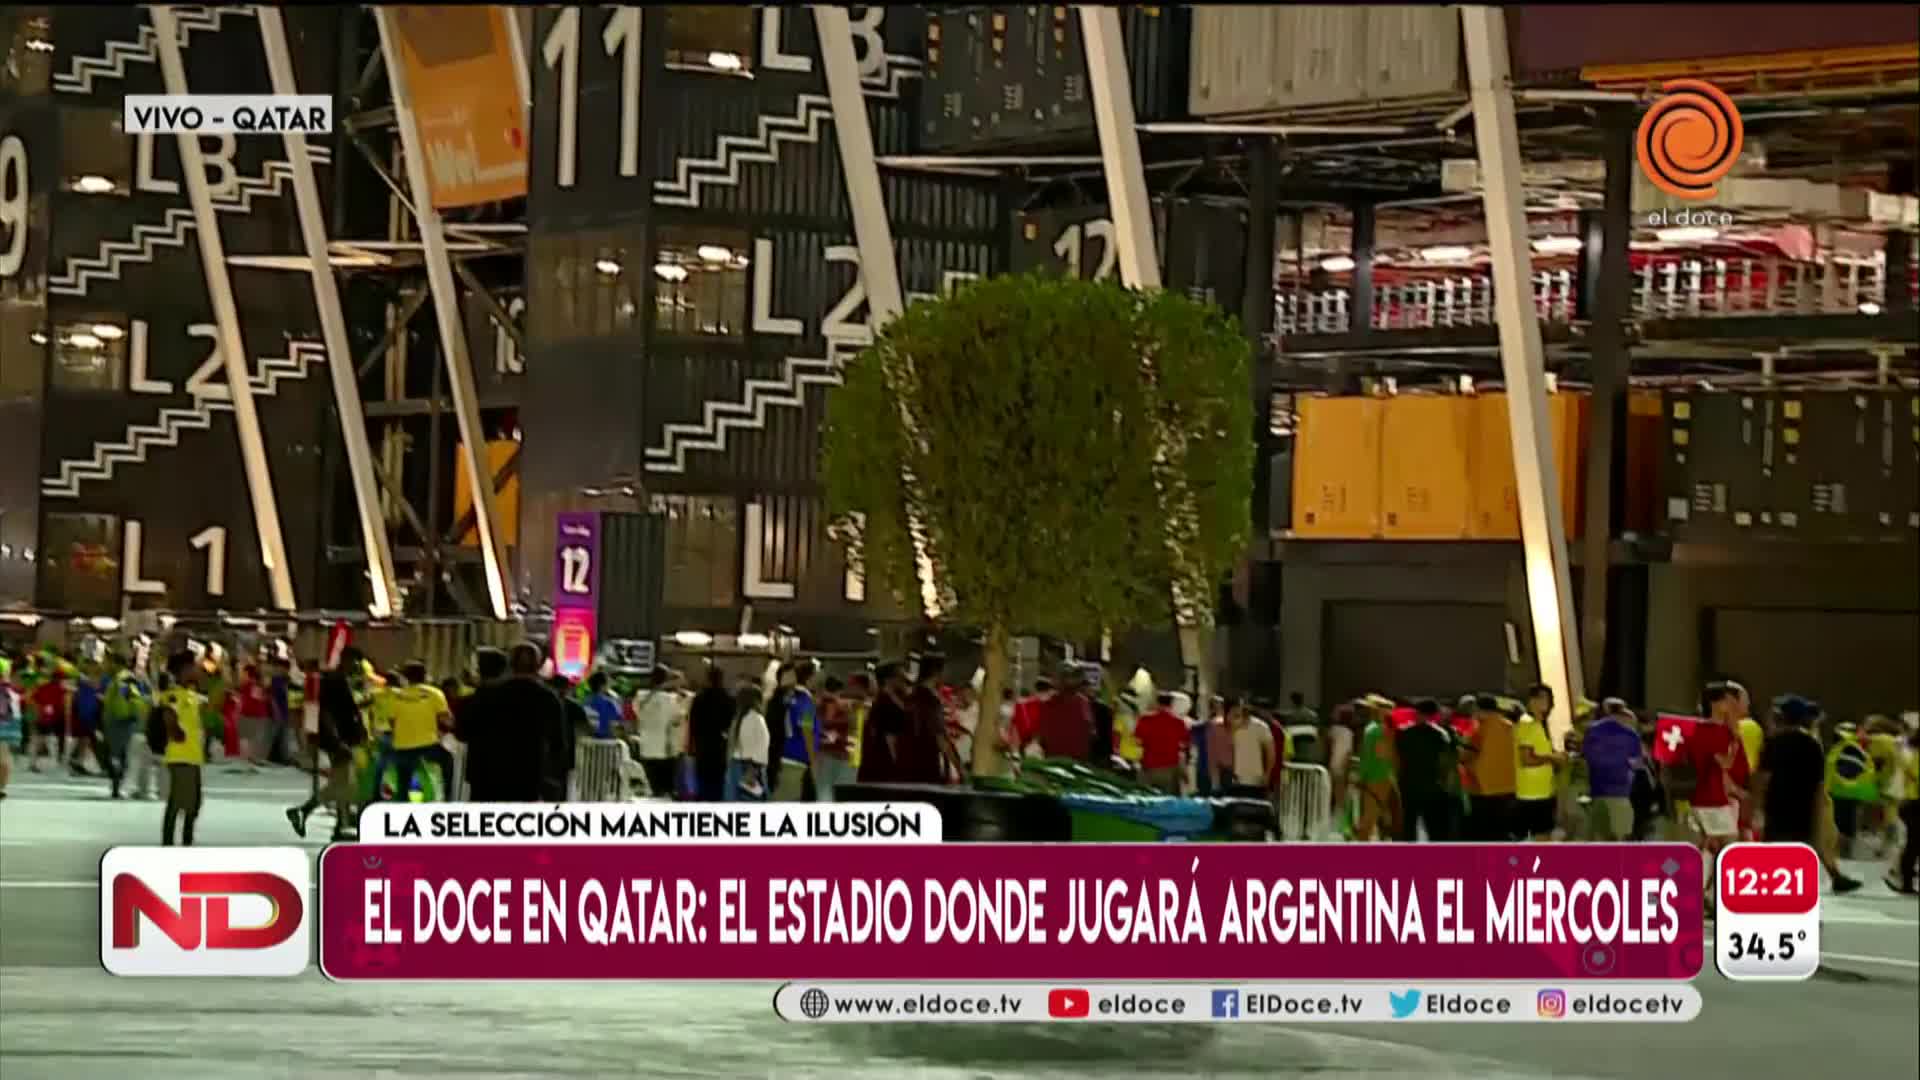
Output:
[1380, 395, 1474, 539]
[452, 440, 522, 549]
[597, 510, 668, 641]
[1623, 389, 1665, 535]
[1508, 5, 1919, 81]
[1662, 391, 1769, 544]
[1188, 6, 1460, 118]
[0, 402, 43, 605]
[918, 5, 1188, 152]
[1465, 392, 1586, 540]
[1290, 395, 1383, 538]
[1011, 197, 1245, 306]
[637, 226, 993, 492]
[43, 6, 338, 106]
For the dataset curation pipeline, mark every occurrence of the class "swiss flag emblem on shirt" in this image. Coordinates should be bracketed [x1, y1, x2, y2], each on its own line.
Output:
[1653, 714, 1698, 765]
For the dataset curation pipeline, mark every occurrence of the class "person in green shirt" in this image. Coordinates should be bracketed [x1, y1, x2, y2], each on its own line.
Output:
[1353, 705, 1398, 841]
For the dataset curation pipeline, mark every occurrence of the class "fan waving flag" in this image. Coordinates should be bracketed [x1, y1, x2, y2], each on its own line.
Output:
[1653, 713, 1699, 765]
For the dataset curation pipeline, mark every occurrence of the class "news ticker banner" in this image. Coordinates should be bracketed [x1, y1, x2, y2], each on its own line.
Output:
[770, 982, 1703, 1024]
[311, 804, 1705, 982]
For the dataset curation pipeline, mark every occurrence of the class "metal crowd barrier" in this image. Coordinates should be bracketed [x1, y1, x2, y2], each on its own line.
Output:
[571, 738, 635, 802]
[1278, 762, 1334, 841]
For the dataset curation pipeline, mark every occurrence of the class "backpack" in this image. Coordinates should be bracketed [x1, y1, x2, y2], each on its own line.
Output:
[105, 677, 147, 728]
[146, 704, 174, 754]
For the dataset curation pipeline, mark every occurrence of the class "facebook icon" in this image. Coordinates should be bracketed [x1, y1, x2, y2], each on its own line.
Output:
[1211, 989, 1240, 1019]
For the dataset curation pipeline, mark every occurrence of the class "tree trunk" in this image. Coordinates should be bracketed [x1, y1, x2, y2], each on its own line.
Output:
[972, 622, 1012, 777]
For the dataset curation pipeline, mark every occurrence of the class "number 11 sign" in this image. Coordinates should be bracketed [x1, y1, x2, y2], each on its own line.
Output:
[1715, 842, 1821, 981]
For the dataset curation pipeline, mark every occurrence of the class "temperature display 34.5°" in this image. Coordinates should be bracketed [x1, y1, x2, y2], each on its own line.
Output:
[1715, 843, 1820, 981]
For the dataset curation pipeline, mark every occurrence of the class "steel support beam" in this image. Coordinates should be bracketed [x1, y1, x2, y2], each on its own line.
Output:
[1462, 6, 1585, 739]
[814, 5, 943, 621]
[374, 7, 512, 619]
[259, 5, 399, 618]
[150, 6, 297, 611]
[1576, 109, 1636, 690]
[1080, 4, 1211, 700]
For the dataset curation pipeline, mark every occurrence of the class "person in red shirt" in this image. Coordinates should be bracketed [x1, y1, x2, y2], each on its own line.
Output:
[1010, 678, 1052, 754]
[1033, 671, 1093, 762]
[239, 664, 273, 767]
[28, 671, 70, 773]
[1134, 692, 1189, 794]
[1691, 681, 1750, 908]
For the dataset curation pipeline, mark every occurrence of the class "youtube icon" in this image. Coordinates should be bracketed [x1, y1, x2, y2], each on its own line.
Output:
[1048, 988, 1091, 1019]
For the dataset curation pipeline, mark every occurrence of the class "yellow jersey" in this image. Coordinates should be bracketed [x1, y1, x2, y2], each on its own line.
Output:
[1738, 718, 1765, 777]
[1514, 718, 1556, 801]
[159, 687, 206, 766]
[389, 685, 450, 751]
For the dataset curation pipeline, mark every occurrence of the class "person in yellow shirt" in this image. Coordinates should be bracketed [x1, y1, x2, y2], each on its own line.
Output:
[1513, 685, 1565, 841]
[157, 651, 207, 846]
[382, 661, 452, 803]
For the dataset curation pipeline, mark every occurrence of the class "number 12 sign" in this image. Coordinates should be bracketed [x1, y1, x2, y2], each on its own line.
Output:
[1714, 842, 1820, 981]
[551, 511, 601, 681]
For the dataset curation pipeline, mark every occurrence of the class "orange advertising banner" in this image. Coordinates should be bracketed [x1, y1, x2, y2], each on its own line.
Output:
[390, 6, 528, 208]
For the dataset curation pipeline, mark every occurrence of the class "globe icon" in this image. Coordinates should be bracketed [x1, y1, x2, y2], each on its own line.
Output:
[799, 988, 830, 1019]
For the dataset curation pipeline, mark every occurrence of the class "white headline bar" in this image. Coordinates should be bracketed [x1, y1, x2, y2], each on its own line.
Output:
[124, 95, 332, 135]
[357, 803, 943, 845]
[772, 982, 1702, 1024]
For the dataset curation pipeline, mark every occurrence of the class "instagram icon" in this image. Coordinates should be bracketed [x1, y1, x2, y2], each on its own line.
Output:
[1537, 989, 1568, 1019]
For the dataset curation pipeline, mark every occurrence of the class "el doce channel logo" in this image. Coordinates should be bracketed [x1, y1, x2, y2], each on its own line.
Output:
[1635, 78, 1744, 201]
[100, 847, 310, 977]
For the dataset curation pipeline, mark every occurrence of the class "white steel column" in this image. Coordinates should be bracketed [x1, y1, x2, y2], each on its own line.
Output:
[150, 6, 297, 611]
[813, 5, 942, 619]
[1079, 5, 1209, 697]
[257, 6, 400, 618]
[375, 7, 512, 619]
[1462, 6, 1585, 738]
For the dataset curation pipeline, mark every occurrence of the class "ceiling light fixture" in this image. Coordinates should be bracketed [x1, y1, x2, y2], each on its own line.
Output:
[674, 630, 714, 648]
[67, 332, 103, 350]
[653, 263, 689, 283]
[593, 258, 623, 276]
[73, 174, 116, 194]
[706, 51, 744, 72]
[91, 323, 126, 341]
[696, 244, 734, 264]
[1318, 255, 1357, 273]
[1419, 245, 1473, 263]
[1858, 301, 1883, 315]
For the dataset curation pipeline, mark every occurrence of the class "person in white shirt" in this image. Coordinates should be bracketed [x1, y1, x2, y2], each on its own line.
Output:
[629, 667, 681, 799]
[729, 685, 770, 801]
[1229, 699, 1275, 794]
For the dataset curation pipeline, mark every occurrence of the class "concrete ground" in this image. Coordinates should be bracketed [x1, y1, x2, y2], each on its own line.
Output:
[1, 767, 1914, 1079]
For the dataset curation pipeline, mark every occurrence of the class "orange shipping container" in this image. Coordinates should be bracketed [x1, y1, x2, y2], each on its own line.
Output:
[1466, 393, 1587, 540]
[1290, 396, 1384, 538]
[1380, 395, 1475, 539]
[453, 440, 521, 548]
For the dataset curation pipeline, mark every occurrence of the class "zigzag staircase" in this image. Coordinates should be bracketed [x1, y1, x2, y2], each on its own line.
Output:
[652, 55, 921, 209]
[41, 340, 327, 500]
[643, 353, 847, 475]
[48, 145, 331, 299]
[52, 6, 247, 95]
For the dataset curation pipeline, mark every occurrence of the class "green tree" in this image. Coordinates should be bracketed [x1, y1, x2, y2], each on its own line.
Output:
[822, 272, 1253, 776]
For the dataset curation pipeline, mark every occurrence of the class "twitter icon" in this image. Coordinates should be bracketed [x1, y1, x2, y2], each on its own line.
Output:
[1388, 990, 1422, 1019]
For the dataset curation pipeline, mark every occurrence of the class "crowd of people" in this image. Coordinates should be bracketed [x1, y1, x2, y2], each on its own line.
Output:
[4, 641, 1913, 899]
[1301, 680, 1920, 901]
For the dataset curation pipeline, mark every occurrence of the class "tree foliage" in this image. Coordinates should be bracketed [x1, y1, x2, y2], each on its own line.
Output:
[821, 272, 1254, 648]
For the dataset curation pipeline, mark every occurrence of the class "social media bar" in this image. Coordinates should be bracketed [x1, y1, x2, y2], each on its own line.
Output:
[772, 983, 1702, 1024]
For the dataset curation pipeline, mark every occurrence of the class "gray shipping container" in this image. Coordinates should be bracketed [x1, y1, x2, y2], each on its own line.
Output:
[1187, 6, 1460, 118]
